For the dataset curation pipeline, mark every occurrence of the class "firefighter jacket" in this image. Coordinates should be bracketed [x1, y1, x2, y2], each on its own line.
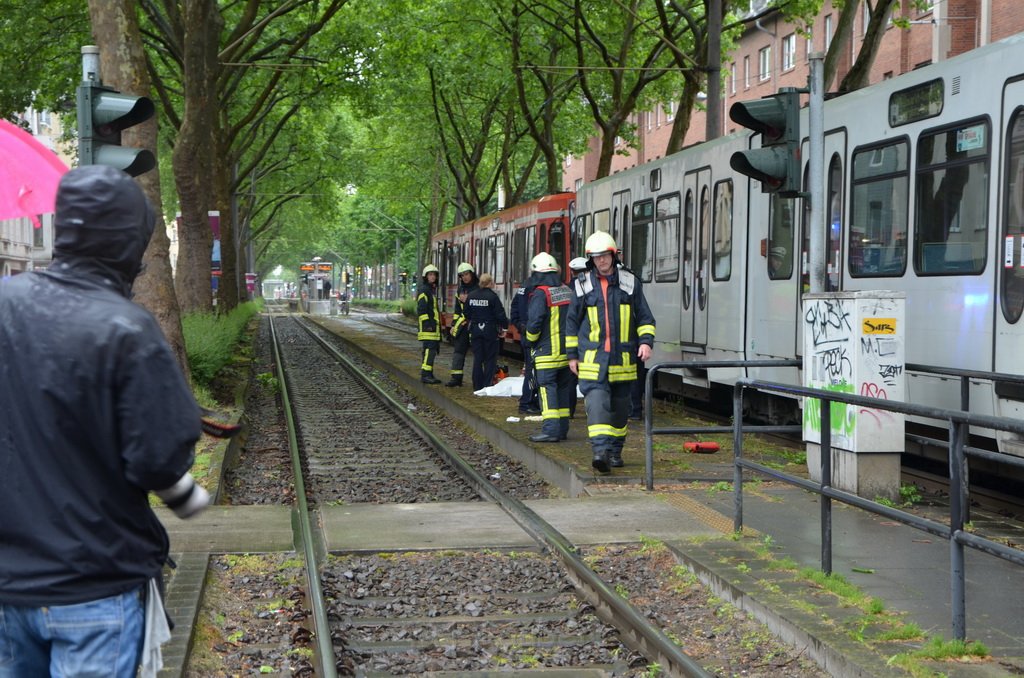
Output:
[465, 287, 509, 341]
[0, 166, 202, 606]
[525, 271, 572, 370]
[450, 272, 479, 338]
[566, 267, 656, 384]
[417, 279, 441, 341]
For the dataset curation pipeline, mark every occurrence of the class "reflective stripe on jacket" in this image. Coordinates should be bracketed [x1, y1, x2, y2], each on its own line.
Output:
[566, 268, 655, 383]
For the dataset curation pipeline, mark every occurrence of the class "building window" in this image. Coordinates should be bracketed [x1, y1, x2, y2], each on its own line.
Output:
[782, 34, 796, 71]
[574, 178, 583, 192]
[743, 55, 750, 89]
[666, 100, 675, 122]
[806, 31, 813, 59]
[824, 15, 833, 50]
[758, 46, 771, 81]
[730, 64, 736, 95]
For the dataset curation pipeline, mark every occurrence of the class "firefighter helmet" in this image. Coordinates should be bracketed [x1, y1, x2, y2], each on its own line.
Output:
[530, 252, 559, 273]
[569, 257, 589, 272]
[422, 264, 439, 276]
[457, 262, 475, 274]
[585, 231, 618, 258]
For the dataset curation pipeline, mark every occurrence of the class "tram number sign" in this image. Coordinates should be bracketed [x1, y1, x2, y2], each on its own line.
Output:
[299, 263, 316, 273]
[316, 263, 333, 273]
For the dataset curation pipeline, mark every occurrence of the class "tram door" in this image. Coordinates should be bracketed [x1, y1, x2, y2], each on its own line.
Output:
[681, 168, 711, 348]
[994, 84, 1024, 399]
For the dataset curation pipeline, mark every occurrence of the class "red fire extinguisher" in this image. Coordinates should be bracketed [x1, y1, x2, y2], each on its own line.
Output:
[683, 441, 720, 453]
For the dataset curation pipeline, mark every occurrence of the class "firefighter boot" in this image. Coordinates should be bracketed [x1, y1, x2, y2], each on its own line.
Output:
[609, 450, 624, 468]
[592, 449, 610, 474]
[445, 374, 463, 387]
[421, 370, 441, 384]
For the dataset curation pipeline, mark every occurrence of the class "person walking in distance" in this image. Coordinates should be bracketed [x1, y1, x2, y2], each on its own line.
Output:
[566, 232, 656, 472]
[465, 273, 509, 391]
[417, 264, 443, 384]
[525, 253, 574, 443]
[445, 262, 479, 387]
[0, 165, 210, 678]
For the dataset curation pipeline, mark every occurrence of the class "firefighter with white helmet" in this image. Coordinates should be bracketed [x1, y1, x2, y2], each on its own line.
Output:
[416, 264, 442, 384]
[524, 252, 574, 443]
[566, 231, 656, 472]
[445, 262, 479, 387]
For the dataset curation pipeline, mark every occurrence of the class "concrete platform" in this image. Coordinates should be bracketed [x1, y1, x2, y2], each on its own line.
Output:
[319, 494, 720, 552]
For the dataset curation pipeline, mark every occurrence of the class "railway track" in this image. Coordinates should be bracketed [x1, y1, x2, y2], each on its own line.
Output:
[265, 314, 712, 676]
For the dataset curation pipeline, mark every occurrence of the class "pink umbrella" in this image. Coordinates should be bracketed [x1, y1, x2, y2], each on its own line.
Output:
[0, 119, 69, 227]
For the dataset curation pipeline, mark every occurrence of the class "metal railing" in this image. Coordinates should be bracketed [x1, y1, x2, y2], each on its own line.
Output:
[730, 378, 1024, 641]
[642, 359, 802, 491]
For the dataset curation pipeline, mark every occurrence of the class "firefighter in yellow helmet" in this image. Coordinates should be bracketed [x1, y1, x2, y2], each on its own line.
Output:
[566, 232, 656, 472]
[417, 264, 442, 384]
[445, 262, 479, 387]
[524, 252, 573, 443]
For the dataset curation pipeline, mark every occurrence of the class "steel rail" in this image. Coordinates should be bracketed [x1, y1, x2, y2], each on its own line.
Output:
[268, 315, 338, 678]
[295, 317, 713, 678]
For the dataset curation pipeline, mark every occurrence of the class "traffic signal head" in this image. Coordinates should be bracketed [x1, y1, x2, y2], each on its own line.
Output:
[729, 88, 802, 197]
[77, 83, 156, 177]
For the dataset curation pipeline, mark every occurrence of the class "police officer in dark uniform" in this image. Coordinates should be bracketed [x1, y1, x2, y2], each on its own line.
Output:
[465, 273, 509, 391]
[566, 232, 656, 472]
[525, 252, 574, 443]
[417, 264, 442, 384]
[446, 262, 479, 387]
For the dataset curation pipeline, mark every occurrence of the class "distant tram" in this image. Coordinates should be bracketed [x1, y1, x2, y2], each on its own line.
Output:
[430, 32, 1024, 458]
[429, 193, 575, 340]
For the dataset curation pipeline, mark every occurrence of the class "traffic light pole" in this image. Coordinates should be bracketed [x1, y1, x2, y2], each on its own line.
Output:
[76, 44, 155, 176]
[807, 52, 826, 294]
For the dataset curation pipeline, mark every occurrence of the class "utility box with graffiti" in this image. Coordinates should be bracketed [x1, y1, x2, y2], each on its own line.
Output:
[802, 291, 906, 501]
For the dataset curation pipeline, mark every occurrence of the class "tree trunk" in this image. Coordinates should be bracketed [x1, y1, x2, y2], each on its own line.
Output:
[87, 0, 191, 373]
[838, 0, 898, 93]
[172, 0, 222, 314]
[666, 72, 702, 154]
[213, 143, 240, 311]
[824, 0, 863, 90]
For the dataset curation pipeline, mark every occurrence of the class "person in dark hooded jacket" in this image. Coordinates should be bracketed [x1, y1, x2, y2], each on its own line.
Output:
[0, 166, 208, 677]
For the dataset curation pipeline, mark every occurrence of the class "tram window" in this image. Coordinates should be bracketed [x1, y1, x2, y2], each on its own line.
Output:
[630, 200, 654, 282]
[512, 227, 533, 284]
[593, 209, 610, 235]
[698, 186, 710, 308]
[654, 194, 679, 282]
[768, 195, 795, 280]
[913, 119, 989, 276]
[1001, 109, 1024, 323]
[850, 139, 909, 277]
[682, 189, 694, 310]
[548, 221, 566, 273]
[494, 234, 507, 284]
[571, 213, 589, 258]
[826, 155, 843, 290]
[712, 180, 733, 281]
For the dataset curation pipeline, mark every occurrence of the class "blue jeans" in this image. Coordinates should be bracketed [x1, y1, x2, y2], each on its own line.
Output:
[0, 587, 144, 678]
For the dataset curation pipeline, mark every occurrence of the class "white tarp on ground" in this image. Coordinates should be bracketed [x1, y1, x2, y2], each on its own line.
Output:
[473, 376, 583, 398]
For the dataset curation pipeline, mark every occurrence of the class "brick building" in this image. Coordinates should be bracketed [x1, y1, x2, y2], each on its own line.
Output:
[562, 0, 1024, 192]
